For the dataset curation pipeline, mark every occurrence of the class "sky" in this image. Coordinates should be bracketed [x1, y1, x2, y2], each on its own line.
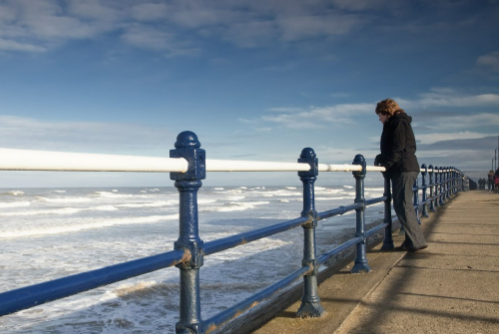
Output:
[0, 0, 498, 187]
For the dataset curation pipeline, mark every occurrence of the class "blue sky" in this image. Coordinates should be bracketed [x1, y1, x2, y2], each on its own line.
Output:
[0, 0, 498, 187]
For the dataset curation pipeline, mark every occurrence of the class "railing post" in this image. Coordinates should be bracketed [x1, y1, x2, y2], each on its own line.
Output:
[443, 167, 448, 202]
[434, 167, 439, 208]
[351, 154, 370, 273]
[452, 168, 456, 195]
[446, 167, 451, 200]
[421, 164, 429, 218]
[170, 131, 206, 334]
[413, 178, 421, 225]
[439, 167, 444, 206]
[381, 174, 394, 250]
[296, 148, 324, 318]
[428, 165, 436, 212]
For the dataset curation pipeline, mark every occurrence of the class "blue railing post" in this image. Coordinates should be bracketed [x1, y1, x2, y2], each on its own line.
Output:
[439, 167, 444, 206]
[351, 154, 370, 273]
[421, 164, 429, 218]
[170, 131, 206, 334]
[453, 168, 458, 195]
[428, 165, 436, 212]
[435, 167, 440, 208]
[451, 169, 456, 195]
[413, 178, 421, 225]
[446, 167, 451, 200]
[296, 148, 324, 318]
[381, 175, 394, 250]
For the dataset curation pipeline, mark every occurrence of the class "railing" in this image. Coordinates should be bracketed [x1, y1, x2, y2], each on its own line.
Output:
[0, 131, 469, 333]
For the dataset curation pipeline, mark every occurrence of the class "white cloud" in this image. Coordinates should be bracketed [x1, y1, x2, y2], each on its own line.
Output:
[0, 0, 371, 54]
[262, 103, 374, 128]
[0, 38, 45, 52]
[476, 51, 499, 71]
[400, 88, 498, 109]
[0, 115, 174, 154]
[129, 3, 169, 22]
[419, 113, 499, 131]
[416, 131, 489, 145]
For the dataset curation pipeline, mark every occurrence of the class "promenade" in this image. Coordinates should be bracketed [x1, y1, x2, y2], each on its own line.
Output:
[253, 190, 499, 334]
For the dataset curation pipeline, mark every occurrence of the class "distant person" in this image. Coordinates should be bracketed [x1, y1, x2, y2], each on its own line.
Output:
[495, 169, 499, 192]
[374, 98, 427, 252]
[488, 170, 494, 191]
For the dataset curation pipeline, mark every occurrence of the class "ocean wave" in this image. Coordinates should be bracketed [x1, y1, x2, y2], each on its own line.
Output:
[343, 185, 354, 189]
[225, 196, 245, 201]
[203, 201, 270, 213]
[94, 191, 136, 198]
[117, 201, 174, 208]
[216, 201, 270, 212]
[0, 201, 31, 208]
[316, 196, 349, 201]
[0, 214, 178, 239]
[52, 190, 66, 193]
[365, 187, 384, 192]
[37, 196, 92, 203]
[0, 205, 119, 217]
[2, 190, 25, 196]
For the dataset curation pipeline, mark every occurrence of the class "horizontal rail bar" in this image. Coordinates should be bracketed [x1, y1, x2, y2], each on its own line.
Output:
[317, 203, 362, 220]
[317, 236, 363, 266]
[0, 148, 455, 173]
[0, 249, 188, 317]
[204, 216, 309, 256]
[0, 148, 189, 172]
[365, 196, 385, 206]
[203, 265, 312, 333]
[365, 223, 388, 239]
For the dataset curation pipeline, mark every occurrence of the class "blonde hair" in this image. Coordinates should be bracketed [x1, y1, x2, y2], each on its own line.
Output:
[375, 98, 405, 116]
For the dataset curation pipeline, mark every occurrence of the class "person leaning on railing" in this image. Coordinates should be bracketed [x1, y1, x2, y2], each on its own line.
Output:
[374, 98, 428, 252]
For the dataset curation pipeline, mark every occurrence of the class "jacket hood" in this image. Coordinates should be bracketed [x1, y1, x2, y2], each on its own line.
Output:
[392, 113, 412, 124]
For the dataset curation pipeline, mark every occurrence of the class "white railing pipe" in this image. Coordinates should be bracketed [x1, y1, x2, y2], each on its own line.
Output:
[0, 148, 189, 173]
[2, 148, 454, 174]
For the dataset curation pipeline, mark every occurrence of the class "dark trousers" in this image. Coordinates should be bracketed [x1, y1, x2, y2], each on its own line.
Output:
[390, 172, 427, 249]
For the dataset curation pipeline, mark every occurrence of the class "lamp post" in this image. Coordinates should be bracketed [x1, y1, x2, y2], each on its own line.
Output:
[495, 148, 498, 171]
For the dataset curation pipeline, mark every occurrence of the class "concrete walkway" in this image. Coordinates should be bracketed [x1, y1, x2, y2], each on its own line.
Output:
[253, 190, 499, 334]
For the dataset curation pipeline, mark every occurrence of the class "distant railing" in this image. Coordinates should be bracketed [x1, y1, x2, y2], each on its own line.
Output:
[0, 131, 469, 333]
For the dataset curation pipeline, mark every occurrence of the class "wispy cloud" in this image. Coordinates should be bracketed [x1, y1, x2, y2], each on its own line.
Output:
[476, 51, 499, 71]
[399, 87, 498, 108]
[0, 0, 370, 54]
[416, 131, 490, 145]
[415, 112, 499, 131]
[0, 116, 174, 154]
[262, 103, 374, 129]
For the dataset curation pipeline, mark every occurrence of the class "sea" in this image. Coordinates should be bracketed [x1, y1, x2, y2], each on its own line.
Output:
[0, 185, 387, 333]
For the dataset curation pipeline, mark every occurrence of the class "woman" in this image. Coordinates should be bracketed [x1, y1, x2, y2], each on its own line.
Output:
[374, 99, 427, 252]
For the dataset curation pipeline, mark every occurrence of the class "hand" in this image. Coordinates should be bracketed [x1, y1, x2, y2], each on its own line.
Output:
[374, 154, 382, 166]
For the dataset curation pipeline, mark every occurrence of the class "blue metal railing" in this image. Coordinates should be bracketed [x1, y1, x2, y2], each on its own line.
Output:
[0, 131, 469, 334]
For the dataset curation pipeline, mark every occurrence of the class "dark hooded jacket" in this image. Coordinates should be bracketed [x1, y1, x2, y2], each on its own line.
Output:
[376, 113, 420, 175]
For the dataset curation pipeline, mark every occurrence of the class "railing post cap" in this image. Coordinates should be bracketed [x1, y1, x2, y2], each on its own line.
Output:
[175, 131, 201, 149]
[298, 147, 318, 177]
[352, 154, 365, 164]
[300, 147, 316, 159]
[170, 131, 206, 181]
[352, 154, 366, 178]
[421, 163, 427, 173]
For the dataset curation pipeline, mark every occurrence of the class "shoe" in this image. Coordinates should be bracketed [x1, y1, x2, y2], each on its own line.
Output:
[408, 245, 428, 252]
[400, 241, 411, 251]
